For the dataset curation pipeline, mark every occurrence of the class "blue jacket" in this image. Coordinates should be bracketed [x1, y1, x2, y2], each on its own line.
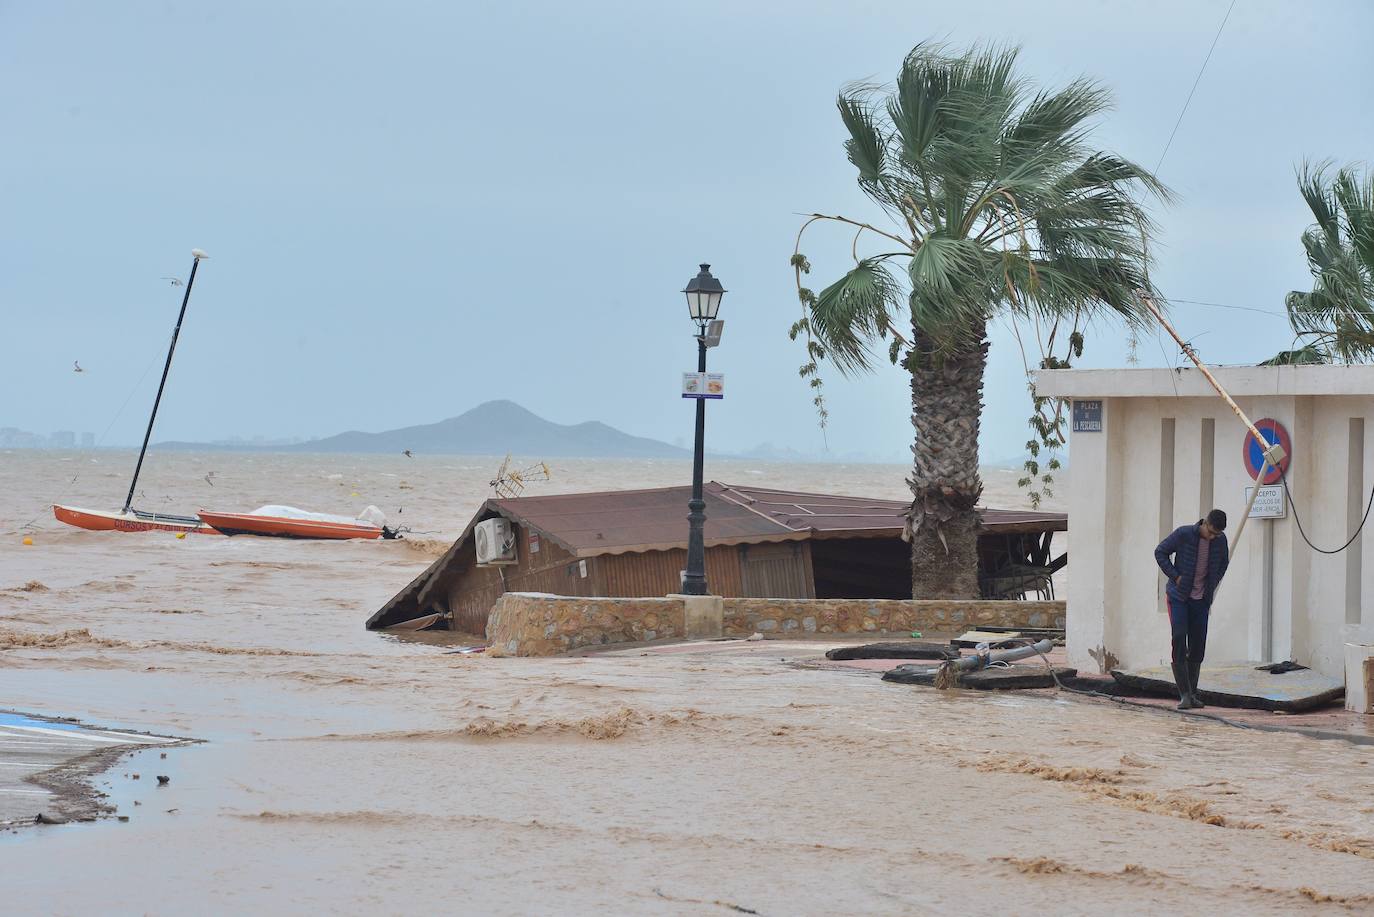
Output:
[1154, 523, 1229, 605]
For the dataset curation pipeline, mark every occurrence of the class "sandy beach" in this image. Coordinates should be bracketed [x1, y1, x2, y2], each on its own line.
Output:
[3, 451, 1373, 914]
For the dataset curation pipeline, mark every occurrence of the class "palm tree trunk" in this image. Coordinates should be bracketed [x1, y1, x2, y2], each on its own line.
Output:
[906, 326, 987, 600]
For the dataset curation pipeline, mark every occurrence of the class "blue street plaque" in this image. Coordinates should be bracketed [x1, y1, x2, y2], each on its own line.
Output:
[1072, 400, 1102, 433]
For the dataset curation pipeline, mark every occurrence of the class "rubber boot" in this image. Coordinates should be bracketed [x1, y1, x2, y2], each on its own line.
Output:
[1171, 661, 1194, 710]
[1187, 658, 1206, 709]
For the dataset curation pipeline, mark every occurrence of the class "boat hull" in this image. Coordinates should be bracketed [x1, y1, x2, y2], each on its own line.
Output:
[196, 510, 383, 540]
[53, 504, 219, 535]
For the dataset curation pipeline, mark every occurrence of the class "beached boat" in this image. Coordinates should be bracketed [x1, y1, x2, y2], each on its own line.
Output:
[55, 249, 217, 535]
[54, 505, 218, 535]
[197, 507, 385, 540]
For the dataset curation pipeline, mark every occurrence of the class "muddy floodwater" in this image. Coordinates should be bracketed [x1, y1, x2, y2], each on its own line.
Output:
[3, 450, 1373, 914]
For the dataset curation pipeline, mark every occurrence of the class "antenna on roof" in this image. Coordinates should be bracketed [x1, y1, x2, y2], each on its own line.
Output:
[490, 454, 551, 499]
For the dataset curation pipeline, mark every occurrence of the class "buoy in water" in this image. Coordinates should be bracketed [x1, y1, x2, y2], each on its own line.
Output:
[175, 532, 187, 540]
[22, 536, 33, 546]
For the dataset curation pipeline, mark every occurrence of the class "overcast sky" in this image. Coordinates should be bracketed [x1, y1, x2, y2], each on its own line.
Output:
[4, 0, 1372, 460]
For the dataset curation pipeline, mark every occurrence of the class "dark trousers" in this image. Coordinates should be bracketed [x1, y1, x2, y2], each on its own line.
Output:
[1167, 595, 1210, 673]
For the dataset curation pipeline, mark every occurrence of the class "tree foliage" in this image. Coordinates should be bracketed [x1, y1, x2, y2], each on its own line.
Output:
[792, 42, 1168, 501]
[1264, 162, 1374, 365]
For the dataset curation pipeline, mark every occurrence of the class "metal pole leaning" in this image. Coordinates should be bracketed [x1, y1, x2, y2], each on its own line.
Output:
[1230, 461, 1268, 552]
[1139, 292, 1284, 557]
[123, 250, 206, 514]
[1138, 293, 1287, 471]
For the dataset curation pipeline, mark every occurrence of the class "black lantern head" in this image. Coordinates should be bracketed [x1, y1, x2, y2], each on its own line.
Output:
[683, 263, 725, 323]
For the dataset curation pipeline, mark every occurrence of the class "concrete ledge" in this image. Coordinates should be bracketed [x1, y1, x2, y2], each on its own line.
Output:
[487, 593, 1065, 657]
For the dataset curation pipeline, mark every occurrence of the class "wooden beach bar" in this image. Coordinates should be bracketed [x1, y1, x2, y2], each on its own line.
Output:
[367, 482, 1066, 633]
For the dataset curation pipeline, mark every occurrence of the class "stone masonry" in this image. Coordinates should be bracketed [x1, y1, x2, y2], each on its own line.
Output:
[487, 593, 1066, 657]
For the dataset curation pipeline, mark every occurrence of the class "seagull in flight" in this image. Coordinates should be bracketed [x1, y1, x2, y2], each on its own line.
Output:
[204, 471, 216, 487]
[73, 361, 84, 372]
[161, 276, 184, 287]
[403, 449, 413, 458]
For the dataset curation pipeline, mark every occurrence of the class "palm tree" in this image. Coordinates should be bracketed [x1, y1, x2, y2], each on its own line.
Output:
[793, 42, 1168, 599]
[1263, 163, 1374, 365]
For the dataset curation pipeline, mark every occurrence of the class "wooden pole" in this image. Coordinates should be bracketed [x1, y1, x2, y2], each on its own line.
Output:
[1138, 294, 1287, 469]
[1230, 461, 1268, 551]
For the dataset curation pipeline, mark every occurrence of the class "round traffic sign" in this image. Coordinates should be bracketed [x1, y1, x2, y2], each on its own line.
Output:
[1242, 418, 1291, 484]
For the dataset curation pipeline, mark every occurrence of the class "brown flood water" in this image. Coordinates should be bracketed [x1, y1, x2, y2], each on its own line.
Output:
[3, 450, 1373, 915]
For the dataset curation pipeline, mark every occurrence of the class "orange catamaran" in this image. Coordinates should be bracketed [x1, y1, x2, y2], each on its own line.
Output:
[54, 249, 220, 535]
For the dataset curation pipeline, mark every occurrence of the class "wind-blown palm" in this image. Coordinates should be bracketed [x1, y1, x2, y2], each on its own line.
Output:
[1264, 163, 1374, 365]
[793, 42, 1168, 599]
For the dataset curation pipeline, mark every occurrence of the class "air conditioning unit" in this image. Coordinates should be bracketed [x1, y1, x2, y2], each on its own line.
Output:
[475, 517, 517, 566]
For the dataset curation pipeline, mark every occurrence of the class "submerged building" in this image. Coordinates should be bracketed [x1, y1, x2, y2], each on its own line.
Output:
[367, 482, 1066, 632]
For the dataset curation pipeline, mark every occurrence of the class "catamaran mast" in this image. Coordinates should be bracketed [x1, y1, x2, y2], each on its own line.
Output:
[122, 249, 209, 515]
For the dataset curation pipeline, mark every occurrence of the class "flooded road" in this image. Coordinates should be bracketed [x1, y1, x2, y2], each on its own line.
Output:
[3, 451, 1371, 914]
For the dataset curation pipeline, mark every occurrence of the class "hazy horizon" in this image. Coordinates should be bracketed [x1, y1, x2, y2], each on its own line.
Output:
[6, 1, 1372, 461]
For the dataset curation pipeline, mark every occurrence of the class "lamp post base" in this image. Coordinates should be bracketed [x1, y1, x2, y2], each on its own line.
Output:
[683, 496, 707, 595]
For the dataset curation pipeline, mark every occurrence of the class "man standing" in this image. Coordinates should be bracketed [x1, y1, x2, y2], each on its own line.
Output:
[1154, 509, 1230, 710]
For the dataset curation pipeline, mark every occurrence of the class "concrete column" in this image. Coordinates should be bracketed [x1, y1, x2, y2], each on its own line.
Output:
[1065, 398, 1119, 674]
[670, 594, 723, 638]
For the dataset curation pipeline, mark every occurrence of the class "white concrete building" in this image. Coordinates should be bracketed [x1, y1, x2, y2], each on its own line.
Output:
[1034, 365, 1374, 683]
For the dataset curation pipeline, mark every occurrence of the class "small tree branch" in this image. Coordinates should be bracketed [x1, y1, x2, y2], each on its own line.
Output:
[800, 212, 915, 251]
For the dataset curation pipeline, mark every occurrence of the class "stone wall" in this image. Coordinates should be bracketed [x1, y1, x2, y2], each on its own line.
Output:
[722, 598, 1065, 637]
[487, 593, 685, 657]
[487, 592, 1065, 657]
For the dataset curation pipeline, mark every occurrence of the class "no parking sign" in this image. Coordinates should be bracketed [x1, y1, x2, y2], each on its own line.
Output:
[1242, 418, 1291, 485]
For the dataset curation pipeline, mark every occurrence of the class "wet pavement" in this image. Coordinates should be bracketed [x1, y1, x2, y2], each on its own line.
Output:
[0, 711, 179, 827]
[787, 639, 1374, 744]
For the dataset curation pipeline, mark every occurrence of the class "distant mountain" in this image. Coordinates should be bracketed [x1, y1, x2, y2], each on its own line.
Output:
[277, 400, 690, 458]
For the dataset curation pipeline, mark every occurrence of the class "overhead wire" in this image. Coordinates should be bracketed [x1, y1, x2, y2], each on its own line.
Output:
[1152, 0, 1238, 175]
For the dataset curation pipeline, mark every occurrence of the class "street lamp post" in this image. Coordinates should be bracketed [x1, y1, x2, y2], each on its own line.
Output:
[681, 264, 725, 596]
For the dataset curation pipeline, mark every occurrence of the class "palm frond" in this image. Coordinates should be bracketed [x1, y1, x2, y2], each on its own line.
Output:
[837, 88, 887, 184]
[1297, 160, 1341, 243]
[1261, 345, 1329, 366]
[796, 40, 1167, 373]
[809, 258, 904, 374]
[1281, 162, 1374, 363]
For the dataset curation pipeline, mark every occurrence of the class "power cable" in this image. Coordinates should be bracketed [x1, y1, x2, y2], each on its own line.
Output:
[1002, 638, 1251, 729]
[1153, 0, 1238, 175]
[1278, 465, 1374, 555]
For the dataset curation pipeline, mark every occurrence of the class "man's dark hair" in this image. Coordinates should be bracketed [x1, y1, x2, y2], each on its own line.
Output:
[1206, 509, 1228, 531]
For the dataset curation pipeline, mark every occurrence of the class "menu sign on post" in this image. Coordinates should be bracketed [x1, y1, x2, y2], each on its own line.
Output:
[681, 373, 725, 399]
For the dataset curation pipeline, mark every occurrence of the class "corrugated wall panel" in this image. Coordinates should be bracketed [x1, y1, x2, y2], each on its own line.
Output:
[739, 542, 811, 598]
[599, 546, 742, 597]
